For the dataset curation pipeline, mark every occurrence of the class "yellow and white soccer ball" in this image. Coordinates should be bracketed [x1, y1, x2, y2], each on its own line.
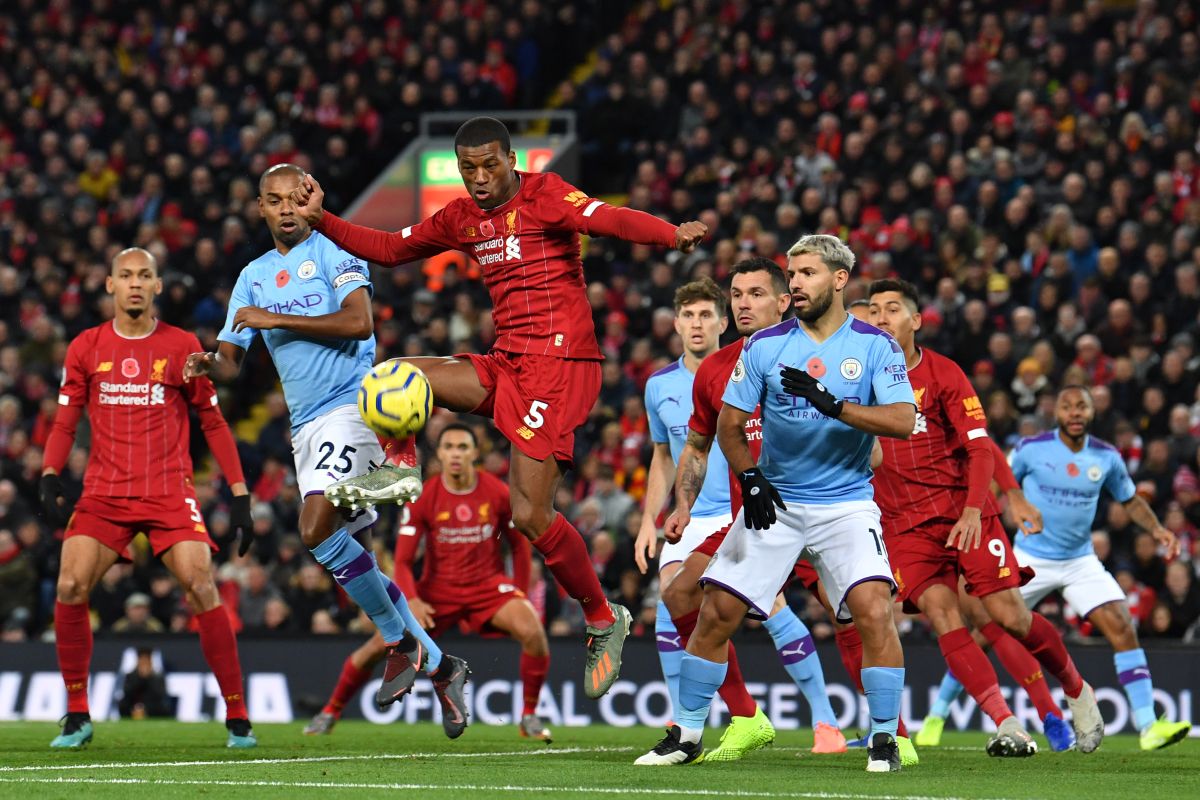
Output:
[358, 359, 432, 438]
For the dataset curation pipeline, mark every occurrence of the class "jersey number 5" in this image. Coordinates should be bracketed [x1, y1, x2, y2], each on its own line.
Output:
[523, 401, 549, 429]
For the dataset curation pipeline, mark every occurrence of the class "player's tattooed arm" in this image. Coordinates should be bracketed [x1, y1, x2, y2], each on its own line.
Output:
[675, 441, 710, 512]
[1123, 494, 1182, 559]
[184, 342, 245, 382]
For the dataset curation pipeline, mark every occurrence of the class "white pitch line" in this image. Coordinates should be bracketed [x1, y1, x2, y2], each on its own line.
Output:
[0, 745, 635, 773]
[0, 776, 1023, 800]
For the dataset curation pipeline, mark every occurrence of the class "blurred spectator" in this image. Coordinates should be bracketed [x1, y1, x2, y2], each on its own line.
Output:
[118, 648, 173, 719]
[1161, 561, 1200, 637]
[113, 593, 165, 634]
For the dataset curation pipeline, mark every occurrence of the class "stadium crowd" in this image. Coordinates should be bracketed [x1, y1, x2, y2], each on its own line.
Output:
[3, 0, 1200, 646]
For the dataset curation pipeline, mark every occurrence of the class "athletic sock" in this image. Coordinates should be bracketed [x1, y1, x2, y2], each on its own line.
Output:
[764, 607, 837, 726]
[929, 671, 964, 718]
[834, 625, 864, 692]
[520, 653, 550, 716]
[383, 579, 442, 671]
[312, 527, 406, 643]
[195, 606, 249, 720]
[1114, 648, 1157, 732]
[721, 642, 758, 718]
[862, 666, 905, 739]
[381, 436, 418, 467]
[981, 622, 1060, 720]
[324, 655, 374, 716]
[1018, 612, 1083, 698]
[938, 627, 1012, 726]
[655, 600, 684, 717]
[677, 652, 727, 743]
[532, 513, 615, 627]
[55, 601, 92, 715]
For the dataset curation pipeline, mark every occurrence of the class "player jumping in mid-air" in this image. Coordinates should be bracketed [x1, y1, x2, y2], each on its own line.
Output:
[1005, 387, 1190, 750]
[867, 279, 1103, 755]
[289, 116, 707, 696]
[638, 235, 916, 772]
[304, 423, 554, 741]
[635, 263, 847, 764]
[41, 247, 256, 749]
[186, 164, 470, 730]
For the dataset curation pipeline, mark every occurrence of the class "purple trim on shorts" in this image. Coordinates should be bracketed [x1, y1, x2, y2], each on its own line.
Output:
[656, 632, 685, 653]
[304, 490, 325, 498]
[698, 577, 770, 620]
[835, 574, 896, 624]
[659, 558, 684, 569]
[1118, 666, 1152, 686]
[332, 551, 376, 585]
[778, 634, 816, 665]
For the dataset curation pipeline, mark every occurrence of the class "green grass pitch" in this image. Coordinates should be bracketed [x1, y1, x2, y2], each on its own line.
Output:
[1, 721, 1197, 800]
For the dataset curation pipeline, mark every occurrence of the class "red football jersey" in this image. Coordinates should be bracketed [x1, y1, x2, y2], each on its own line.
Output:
[872, 347, 999, 532]
[318, 171, 677, 360]
[57, 320, 222, 497]
[394, 470, 530, 599]
[688, 339, 763, 513]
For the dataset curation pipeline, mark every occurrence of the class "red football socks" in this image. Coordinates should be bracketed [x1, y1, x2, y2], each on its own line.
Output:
[382, 436, 418, 468]
[323, 655, 375, 716]
[520, 653, 550, 716]
[195, 606, 249, 720]
[834, 625, 864, 692]
[532, 514, 615, 627]
[939, 627, 1012, 725]
[55, 601, 92, 714]
[1018, 613, 1084, 698]
[982, 622, 1061, 720]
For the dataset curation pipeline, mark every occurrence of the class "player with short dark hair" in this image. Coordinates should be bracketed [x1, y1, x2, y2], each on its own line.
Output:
[42, 247, 256, 749]
[290, 116, 708, 697]
[187, 164, 469, 723]
[304, 423, 554, 741]
[1006, 385, 1191, 751]
[868, 278, 1104, 755]
[640, 235, 916, 771]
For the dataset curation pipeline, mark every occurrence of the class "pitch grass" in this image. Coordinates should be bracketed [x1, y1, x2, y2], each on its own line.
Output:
[1, 721, 1197, 800]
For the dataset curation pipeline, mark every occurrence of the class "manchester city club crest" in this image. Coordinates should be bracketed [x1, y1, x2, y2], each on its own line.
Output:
[297, 260, 317, 280]
[840, 357, 863, 380]
[1087, 464, 1102, 482]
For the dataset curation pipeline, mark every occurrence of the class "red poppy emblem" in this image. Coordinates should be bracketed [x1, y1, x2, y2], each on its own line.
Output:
[121, 358, 140, 378]
[806, 357, 826, 378]
[455, 504, 473, 523]
[1066, 462, 1080, 477]
[480, 220, 496, 238]
[276, 269, 290, 288]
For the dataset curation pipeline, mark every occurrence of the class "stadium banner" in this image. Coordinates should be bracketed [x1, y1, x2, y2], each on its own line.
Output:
[1, 638, 1194, 736]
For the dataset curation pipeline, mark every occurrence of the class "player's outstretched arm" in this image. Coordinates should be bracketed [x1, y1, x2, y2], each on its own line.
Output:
[635, 442, 676, 573]
[184, 342, 245, 383]
[1122, 494, 1182, 559]
[582, 202, 708, 253]
[292, 175, 453, 267]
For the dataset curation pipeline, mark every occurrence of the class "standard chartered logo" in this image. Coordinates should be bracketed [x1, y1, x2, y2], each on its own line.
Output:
[151, 384, 165, 405]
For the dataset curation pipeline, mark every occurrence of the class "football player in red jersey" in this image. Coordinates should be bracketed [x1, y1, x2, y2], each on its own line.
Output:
[868, 278, 1104, 755]
[304, 423, 554, 741]
[40, 248, 256, 749]
[290, 116, 707, 697]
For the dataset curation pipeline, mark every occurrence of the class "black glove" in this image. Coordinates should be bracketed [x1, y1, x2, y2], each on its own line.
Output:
[737, 467, 786, 530]
[39, 473, 73, 525]
[780, 366, 844, 418]
[228, 494, 254, 557]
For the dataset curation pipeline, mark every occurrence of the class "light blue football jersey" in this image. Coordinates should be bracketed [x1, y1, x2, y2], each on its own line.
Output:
[1010, 431, 1136, 560]
[644, 357, 731, 518]
[722, 316, 915, 505]
[218, 232, 374, 433]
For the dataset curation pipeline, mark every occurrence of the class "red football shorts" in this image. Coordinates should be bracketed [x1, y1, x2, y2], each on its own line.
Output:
[791, 559, 821, 592]
[693, 518, 733, 558]
[420, 574, 526, 638]
[66, 491, 215, 557]
[461, 350, 601, 466]
[886, 515, 1034, 613]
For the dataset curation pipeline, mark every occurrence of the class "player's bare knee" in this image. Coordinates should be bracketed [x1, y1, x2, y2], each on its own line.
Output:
[988, 597, 1032, 638]
[521, 627, 550, 657]
[661, 574, 699, 616]
[56, 574, 87, 604]
[513, 505, 553, 540]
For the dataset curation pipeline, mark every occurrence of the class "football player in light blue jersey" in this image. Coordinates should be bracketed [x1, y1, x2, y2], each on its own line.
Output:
[641, 234, 915, 772]
[1010, 385, 1191, 751]
[185, 164, 470, 737]
[636, 277, 731, 728]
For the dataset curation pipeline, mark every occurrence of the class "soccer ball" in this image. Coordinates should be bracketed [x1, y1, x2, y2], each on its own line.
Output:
[358, 359, 433, 438]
